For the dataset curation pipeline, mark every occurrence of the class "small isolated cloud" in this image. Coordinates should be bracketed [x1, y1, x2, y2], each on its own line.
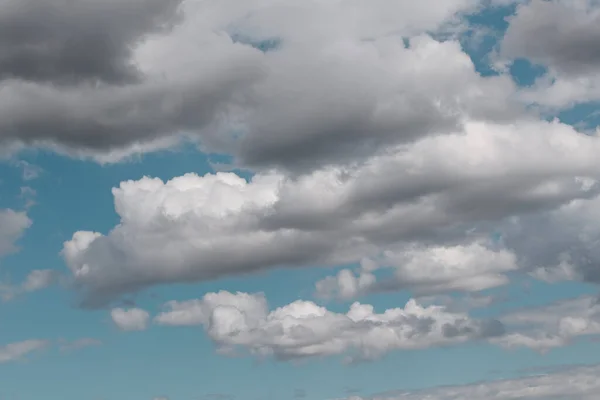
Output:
[22, 269, 57, 292]
[0, 269, 57, 302]
[19, 186, 37, 209]
[0, 340, 48, 364]
[111, 307, 150, 331]
[0, 209, 31, 259]
[13, 160, 43, 181]
[154, 291, 504, 362]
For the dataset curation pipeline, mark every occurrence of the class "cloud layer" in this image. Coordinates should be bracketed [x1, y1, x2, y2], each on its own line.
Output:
[350, 363, 600, 400]
[63, 116, 600, 304]
[0, 0, 516, 165]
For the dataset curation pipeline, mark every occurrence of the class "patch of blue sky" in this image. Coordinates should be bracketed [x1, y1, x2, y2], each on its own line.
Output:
[459, 2, 515, 77]
[230, 33, 282, 53]
[558, 101, 600, 131]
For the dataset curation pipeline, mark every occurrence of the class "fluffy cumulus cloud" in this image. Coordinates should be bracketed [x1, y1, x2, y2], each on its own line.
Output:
[62, 115, 600, 304]
[316, 242, 518, 300]
[110, 307, 150, 331]
[348, 363, 600, 399]
[0, 209, 31, 259]
[154, 291, 504, 362]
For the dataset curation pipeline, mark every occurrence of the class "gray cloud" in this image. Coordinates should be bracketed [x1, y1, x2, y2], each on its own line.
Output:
[0, 0, 520, 170]
[0, 0, 182, 84]
[0, 209, 31, 259]
[60, 116, 600, 305]
[502, 0, 600, 109]
[153, 291, 504, 362]
[491, 294, 600, 352]
[349, 363, 600, 399]
[0, 339, 48, 364]
[0, 269, 57, 302]
[503, 0, 600, 77]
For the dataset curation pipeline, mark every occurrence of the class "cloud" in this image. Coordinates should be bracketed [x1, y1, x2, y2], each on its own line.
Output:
[503, 0, 600, 77]
[21, 269, 57, 292]
[154, 291, 504, 362]
[110, 307, 150, 331]
[497, 193, 600, 287]
[0, 0, 522, 167]
[347, 365, 600, 400]
[0, 340, 48, 364]
[228, 34, 520, 172]
[502, 0, 600, 108]
[12, 160, 43, 181]
[316, 242, 517, 300]
[61, 116, 600, 305]
[19, 186, 37, 209]
[0, 269, 57, 301]
[491, 294, 600, 352]
[348, 363, 600, 399]
[0, 209, 31, 259]
[0, 0, 182, 84]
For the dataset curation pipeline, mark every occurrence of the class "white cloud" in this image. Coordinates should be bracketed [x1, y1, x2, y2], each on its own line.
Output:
[0, 340, 48, 364]
[21, 269, 56, 292]
[13, 160, 43, 181]
[111, 308, 150, 331]
[62, 116, 600, 304]
[316, 242, 517, 300]
[0, 209, 31, 259]
[154, 291, 504, 362]
[348, 363, 600, 399]
[492, 295, 600, 352]
[0, 269, 57, 301]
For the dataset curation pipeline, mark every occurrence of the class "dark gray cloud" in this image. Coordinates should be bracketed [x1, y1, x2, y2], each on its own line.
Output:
[0, 70, 258, 156]
[0, 0, 264, 161]
[502, 0, 600, 76]
[0, 0, 182, 84]
[0, 0, 519, 171]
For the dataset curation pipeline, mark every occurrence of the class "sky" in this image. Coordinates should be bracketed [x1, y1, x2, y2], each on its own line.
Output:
[2, 0, 600, 399]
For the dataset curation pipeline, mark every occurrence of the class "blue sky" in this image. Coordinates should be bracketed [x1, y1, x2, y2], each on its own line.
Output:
[2, 1, 600, 399]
